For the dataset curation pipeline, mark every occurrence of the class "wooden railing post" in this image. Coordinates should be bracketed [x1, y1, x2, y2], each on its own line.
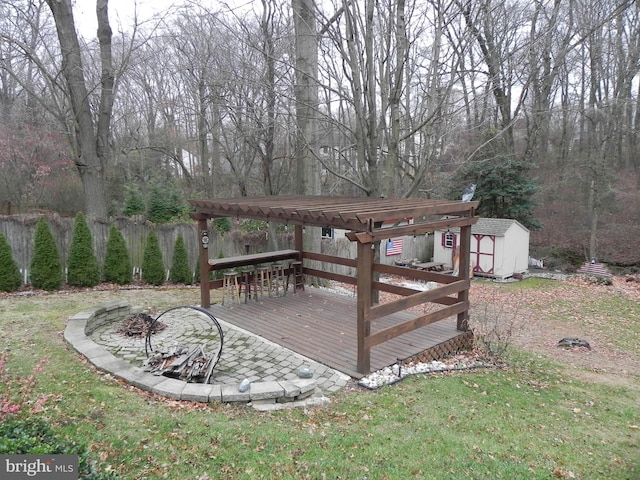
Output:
[457, 224, 471, 331]
[196, 217, 211, 308]
[357, 240, 374, 373]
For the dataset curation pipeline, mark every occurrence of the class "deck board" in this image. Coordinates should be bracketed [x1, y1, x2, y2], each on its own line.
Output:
[206, 288, 466, 378]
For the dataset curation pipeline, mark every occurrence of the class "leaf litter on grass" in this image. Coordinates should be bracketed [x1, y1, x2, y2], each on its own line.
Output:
[470, 275, 640, 387]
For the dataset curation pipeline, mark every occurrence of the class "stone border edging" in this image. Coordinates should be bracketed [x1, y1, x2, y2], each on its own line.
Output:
[64, 302, 323, 408]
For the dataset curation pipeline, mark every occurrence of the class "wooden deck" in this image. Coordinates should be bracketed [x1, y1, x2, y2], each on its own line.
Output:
[206, 288, 468, 378]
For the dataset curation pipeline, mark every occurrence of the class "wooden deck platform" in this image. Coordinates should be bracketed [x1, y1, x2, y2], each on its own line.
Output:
[206, 288, 470, 378]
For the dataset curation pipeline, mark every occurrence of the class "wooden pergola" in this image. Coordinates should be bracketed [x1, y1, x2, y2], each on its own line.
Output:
[190, 196, 479, 374]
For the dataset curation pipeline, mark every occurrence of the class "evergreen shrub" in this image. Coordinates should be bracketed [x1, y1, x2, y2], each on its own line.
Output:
[30, 218, 63, 291]
[67, 212, 100, 287]
[103, 225, 132, 285]
[0, 418, 119, 479]
[141, 231, 165, 286]
[0, 233, 21, 292]
[213, 217, 231, 234]
[123, 184, 145, 216]
[169, 234, 192, 284]
[449, 155, 540, 230]
[146, 180, 183, 223]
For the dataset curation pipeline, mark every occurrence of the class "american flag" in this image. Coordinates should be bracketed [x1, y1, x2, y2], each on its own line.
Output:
[386, 238, 403, 256]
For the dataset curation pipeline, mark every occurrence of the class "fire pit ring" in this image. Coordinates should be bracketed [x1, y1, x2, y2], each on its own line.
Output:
[144, 306, 224, 383]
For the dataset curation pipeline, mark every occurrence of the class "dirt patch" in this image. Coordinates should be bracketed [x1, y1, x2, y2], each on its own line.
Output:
[369, 274, 640, 389]
[470, 275, 640, 389]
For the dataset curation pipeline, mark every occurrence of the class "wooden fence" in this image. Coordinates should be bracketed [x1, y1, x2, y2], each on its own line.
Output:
[0, 214, 202, 284]
[0, 214, 433, 285]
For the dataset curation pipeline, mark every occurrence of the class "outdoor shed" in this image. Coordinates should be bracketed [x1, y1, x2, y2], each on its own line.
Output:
[433, 218, 529, 280]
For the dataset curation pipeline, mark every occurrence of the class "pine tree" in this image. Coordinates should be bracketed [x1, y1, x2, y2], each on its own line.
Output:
[146, 180, 183, 223]
[67, 212, 100, 287]
[123, 183, 145, 216]
[449, 156, 541, 230]
[0, 233, 22, 292]
[169, 234, 192, 284]
[141, 230, 165, 286]
[213, 217, 231, 234]
[103, 225, 132, 285]
[30, 218, 63, 290]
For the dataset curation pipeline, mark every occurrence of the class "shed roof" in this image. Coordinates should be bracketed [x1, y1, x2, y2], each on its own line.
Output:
[472, 218, 528, 236]
[190, 196, 479, 242]
[443, 217, 529, 236]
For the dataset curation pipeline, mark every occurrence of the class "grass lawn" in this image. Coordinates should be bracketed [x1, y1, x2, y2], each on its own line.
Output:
[1, 284, 638, 479]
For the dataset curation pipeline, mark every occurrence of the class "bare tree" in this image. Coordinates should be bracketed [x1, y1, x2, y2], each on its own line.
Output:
[44, 0, 114, 218]
[454, 0, 530, 155]
[522, 0, 576, 165]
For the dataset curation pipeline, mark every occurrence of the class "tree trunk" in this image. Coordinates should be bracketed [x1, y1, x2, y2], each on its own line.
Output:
[292, 0, 322, 284]
[260, 0, 276, 196]
[292, 0, 320, 196]
[588, 179, 598, 261]
[386, 0, 407, 198]
[45, 0, 109, 218]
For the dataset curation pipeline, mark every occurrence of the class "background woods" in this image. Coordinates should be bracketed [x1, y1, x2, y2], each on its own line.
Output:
[0, 0, 639, 265]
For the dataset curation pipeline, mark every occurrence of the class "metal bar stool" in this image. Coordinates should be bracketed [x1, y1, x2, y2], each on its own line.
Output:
[222, 270, 240, 305]
[288, 260, 305, 293]
[238, 267, 256, 303]
[270, 262, 286, 297]
[255, 265, 271, 299]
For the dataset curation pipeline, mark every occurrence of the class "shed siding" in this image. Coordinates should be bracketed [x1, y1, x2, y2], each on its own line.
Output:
[500, 223, 529, 277]
[433, 218, 529, 279]
[473, 234, 496, 275]
[433, 232, 456, 267]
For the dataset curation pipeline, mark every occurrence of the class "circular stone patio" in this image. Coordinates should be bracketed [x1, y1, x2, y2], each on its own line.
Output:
[64, 301, 350, 411]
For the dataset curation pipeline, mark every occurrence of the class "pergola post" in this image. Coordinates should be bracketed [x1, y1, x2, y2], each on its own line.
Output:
[456, 224, 472, 331]
[356, 240, 374, 373]
[197, 216, 211, 308]
[294, 224, 304, 260]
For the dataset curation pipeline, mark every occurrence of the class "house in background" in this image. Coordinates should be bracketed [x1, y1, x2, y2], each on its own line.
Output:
[433, 218, 530, 280]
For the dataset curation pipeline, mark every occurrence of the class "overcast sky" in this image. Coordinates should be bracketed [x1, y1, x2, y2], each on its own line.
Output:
[74, 0, 181, 38]
[73, 1, 260, 38]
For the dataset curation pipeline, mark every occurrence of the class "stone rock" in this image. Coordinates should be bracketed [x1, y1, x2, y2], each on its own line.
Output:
[238, 378, 251, 392]
[557, 338, 591, 349]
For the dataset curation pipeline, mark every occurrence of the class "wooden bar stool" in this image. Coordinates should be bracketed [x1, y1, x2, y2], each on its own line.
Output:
[255, 265, 271, 299]
[221, 270, 240, 305]
[238, 267, 256, 303]
[270, 262, 286, 297]
[288, 260, 305, 293]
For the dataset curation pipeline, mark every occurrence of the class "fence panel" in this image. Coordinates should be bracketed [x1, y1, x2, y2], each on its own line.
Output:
[0, 215, 434, 285]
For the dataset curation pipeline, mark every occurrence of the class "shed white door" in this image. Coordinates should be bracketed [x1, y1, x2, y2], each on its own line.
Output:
[472, 234, 495, 274]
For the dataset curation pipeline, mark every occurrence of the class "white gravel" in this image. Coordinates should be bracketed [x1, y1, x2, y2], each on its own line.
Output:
[358, 356, 493, 389]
